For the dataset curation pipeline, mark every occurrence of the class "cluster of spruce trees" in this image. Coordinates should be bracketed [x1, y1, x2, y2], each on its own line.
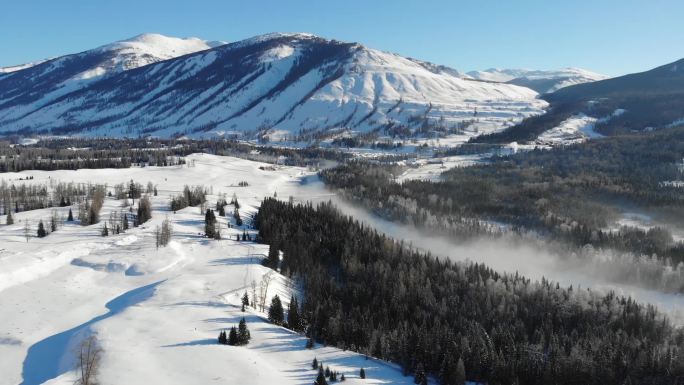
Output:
[217, 317, 251, 346]
[254, 198, 684, 385]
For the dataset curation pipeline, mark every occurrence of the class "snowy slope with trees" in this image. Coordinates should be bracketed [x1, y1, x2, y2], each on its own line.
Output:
[0, 33, 546, 140]
[0, 154, 419, 385]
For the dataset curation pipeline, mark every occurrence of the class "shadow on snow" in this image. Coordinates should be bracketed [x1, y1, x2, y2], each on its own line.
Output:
[20, 280, 165, 385]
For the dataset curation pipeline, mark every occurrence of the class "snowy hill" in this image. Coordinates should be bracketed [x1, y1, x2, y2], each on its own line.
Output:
[0, 59, 49, 74]
[466, 67, 607, 94]
[0, 33, 546, 139]
[0, 154, 423, 385]
[0, 33, 224, 127]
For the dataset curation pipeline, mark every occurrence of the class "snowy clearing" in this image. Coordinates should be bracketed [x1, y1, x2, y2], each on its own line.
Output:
[0, 154, 419, 385]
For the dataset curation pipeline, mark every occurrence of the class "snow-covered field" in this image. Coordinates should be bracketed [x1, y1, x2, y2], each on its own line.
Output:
[0, 154, 417, 385]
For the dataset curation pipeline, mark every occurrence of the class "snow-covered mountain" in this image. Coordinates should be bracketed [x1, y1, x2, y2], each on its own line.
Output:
[0, 33, 546, 139]
[0, 59, 50, 74]
[466, 67, 608, 94]
[0, 33, 224, 122]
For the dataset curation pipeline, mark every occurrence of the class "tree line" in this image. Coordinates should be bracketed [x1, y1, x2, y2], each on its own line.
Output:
[254, 198, 684, 385]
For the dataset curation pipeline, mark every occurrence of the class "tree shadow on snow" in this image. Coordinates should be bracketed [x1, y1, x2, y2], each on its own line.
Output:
[20, 280, 165, 385]
[160, 338, 216, 348]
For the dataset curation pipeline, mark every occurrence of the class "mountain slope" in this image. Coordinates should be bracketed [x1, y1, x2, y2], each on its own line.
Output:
[0, 33, 546, 139]
[0, 34, 224, 126]
[467, 67, 607, 94]
[474, 58, 684, 143]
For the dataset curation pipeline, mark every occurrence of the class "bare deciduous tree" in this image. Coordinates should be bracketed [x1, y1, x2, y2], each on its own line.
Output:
[75, 335, 102, 385]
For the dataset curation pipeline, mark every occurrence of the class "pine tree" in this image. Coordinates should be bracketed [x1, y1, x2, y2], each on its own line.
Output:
[325, 366, 331, 377]
[37, 220, 47, 237]
[314, 368, 328, 385]
[455, 358, 465, 385]
[218, 330, 227, 345]
[205, 209, 216, 238]
[414, 362, 427, 385]
[122, 214, 128, 230]
[441, 356, 465, 385]
[266, 242, 280, 269]
[237, 317, 251, 345]
[288, 295, 301, 331]
[6, 210, 13, 225]
[67, 208, 74, 221]
[101, 223, 109, 237]
[312, 358, 318, 370]
[234, 208, 243, 226]
[242, 292, 250, 308]
[360, 368, 366, 379]
[228, 326, 238, 346]
[268, 295, 284, 325]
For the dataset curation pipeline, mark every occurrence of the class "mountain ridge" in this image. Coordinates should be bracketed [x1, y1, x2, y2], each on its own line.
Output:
[0, 32, 547, 139]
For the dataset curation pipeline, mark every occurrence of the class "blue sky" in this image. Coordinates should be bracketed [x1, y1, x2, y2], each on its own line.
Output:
[1, 0, 682, 76]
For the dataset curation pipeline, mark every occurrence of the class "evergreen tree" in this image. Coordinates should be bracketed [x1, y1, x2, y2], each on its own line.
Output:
[312, 358, 318, 370]
[6, 210, 13, 225]
[67, 208, 73, 222]
[218, 330, 227, 345]
[314, 368, 328, 385]
[101, 223, 109, 237]
[122, 214, 128, 230]
[234, 208, 243, 226]
[414, 362, 427, 385]
[268, 295, 284, 325]
[205, 209, 216, 238]
[287, 295, 301, 331]
[266, 242, 280, 269]
[37, 220, 47, 237]
[360, 368, 366, 379]
[237, 317, 251, 345]
[242, 292, 250, 308]
[228, 326, 238, 346]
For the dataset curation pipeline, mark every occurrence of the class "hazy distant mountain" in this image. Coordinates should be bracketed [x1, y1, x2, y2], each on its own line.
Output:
[467, 68, 607, 94]
[0, 33, 545, 139]
[474, 58, 684, 143]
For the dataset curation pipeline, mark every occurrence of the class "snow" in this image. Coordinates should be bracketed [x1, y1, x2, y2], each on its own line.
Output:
[0, 59, 50, 74]
[0, 33, 547, 140]
[536, 114, 602, 145]
[466, 67, 608, 93]
[98, 33, 225, 62]
[0, 154, 424, 385]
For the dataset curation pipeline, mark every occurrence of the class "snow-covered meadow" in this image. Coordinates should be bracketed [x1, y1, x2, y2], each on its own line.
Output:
[0, 154, 416, 385]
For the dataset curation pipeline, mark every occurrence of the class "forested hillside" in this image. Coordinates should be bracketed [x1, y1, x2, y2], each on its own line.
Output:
[255, 198, 684, 385]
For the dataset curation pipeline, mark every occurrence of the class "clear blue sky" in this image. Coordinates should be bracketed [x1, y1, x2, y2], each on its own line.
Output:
[1, 0, 682, 76]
